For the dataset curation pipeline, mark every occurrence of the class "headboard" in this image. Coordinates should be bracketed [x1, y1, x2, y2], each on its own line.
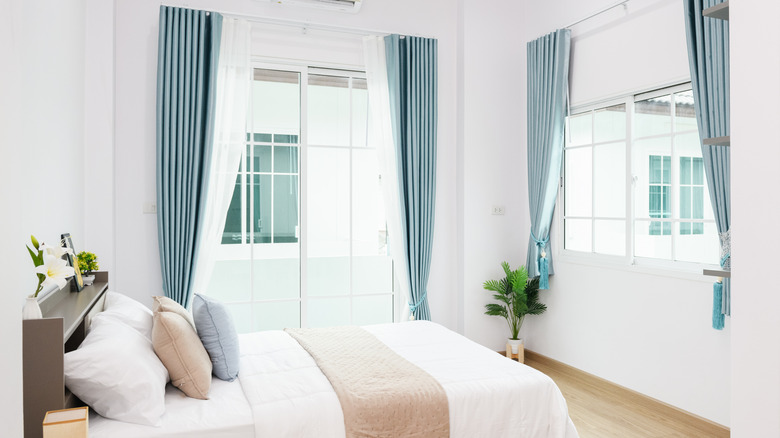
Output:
[22, 271, 109, 438]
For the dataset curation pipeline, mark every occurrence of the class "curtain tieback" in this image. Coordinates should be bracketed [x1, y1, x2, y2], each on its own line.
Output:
[408, 291, 428, 321]
[712, 229, 730, 330]
[531, 230, 550, 290]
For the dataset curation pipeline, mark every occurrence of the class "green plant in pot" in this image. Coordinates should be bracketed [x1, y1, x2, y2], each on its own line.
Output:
[77, 251, 99, 285]
[484, 262, 547, 354]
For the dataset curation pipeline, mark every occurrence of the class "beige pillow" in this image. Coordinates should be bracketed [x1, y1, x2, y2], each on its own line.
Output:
[153, 296, 196, 331]
[152, 311, 212, 399]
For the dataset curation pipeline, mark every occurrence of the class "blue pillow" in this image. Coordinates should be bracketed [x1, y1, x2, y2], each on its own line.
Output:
[192, 294, 240, 381]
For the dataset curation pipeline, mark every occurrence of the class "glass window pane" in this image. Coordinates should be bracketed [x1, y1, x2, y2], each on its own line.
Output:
[222, 174, 243, 244]
[308, 257, 349, 297]
[353, 257, 393, 294]
[223, 303, 253, 334]
[634, 138, 671, 219]
[593, 142, 625, 218]
[352, 295, 393, 326]
[308, 297, 350, 328]
[565, 147, 592, 217]
[253, 175, 272, 243]
[206, 259, 251, 302]
[674, 90, 697, 132]
[568, 113, 592, 146]
[254, 258, 300, 300]
[649, 186, 662, 218]
[352, 79, 368, 147]
[675, 222, 718, 263]
[594, 104, 626, 143]
[635, 95, 671, 138]
[274, 134, 298, 144]
[680, 222, 691, 235]
[693, 157, 704, 185]
[692, 187, 704, 219]
[663, 156, 671, 184]
[273, 175, 299, 243]
[680, 186, 692, 219]
[273, 146, 298, 173]
[635, 220, 672, 259]
[253, 69, 300, 139]
[680, 157, 691, 185]
[254, 301, 300, 331]
[253, 145, 272, 173]
[308, 75, 350, 146]
[308, 147, 350, 296]
[594, 220, 625, 256]
[254, 133, 272, 143]
[565, 218, 592, 252]
[662, 186, 670, 218]
[649, 155, 662, 184]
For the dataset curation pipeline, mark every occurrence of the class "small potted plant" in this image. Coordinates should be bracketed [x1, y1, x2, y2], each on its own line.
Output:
[77, 251, 99, 286]
[484, 262, 547, 358]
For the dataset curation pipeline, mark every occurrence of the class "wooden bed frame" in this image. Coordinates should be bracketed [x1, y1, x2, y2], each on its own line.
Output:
[22, 271, 109, 438]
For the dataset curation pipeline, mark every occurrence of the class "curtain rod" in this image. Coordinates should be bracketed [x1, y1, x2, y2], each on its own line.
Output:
[222, 12, 380, 37]
[564, 0, 630, 29]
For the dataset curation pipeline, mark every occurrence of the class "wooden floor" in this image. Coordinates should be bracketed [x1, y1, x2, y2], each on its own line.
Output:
[523, 351, 730, 438]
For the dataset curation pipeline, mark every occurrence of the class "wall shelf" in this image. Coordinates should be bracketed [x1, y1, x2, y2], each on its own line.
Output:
[703, 135, 730, 147]
[703, 1, 729, 21]
[703, 268, 730, 278]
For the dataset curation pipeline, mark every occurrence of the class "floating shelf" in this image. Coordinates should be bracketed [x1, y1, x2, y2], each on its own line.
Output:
[702, 135, 730, 147]
[703, 1, 729, 21]
[703, 268, 730, 278]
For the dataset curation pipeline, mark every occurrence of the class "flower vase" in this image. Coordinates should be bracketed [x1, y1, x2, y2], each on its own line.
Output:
[23, 296, 42, 320]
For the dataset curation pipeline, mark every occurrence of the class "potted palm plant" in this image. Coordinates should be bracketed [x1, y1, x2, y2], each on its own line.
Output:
[484, 262, 547, 356]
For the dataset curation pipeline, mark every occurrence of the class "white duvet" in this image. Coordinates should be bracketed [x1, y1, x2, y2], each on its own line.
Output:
[91, 321, 578, 438]
[240, 321, 578, 438]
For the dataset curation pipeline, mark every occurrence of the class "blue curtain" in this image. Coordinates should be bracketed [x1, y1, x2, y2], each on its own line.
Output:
[385, 35, 438, 321]
[156, 6, 222, 308]
[684, 0, 730, 329]
[525, 29, 571, 290]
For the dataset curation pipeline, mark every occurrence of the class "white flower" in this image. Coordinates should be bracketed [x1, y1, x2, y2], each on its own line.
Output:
[40, 243, 74, 259]
[35, 254, 75, 290]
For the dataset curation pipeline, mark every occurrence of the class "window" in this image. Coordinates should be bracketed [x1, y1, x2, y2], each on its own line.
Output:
[563, 85, 719, 265]
[206, 65, 395, 333]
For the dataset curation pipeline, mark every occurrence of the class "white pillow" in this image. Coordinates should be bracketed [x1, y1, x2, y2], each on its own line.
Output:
[65, 313, 168, 426]
[99, 291, 154, 340]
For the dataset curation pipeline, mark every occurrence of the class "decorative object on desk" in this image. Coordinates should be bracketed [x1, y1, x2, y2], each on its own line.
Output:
[42, 406, 88, 438]
[483, 262, 547, 361]
[24, 235, 75, 319]
[60, 233, 84, 291]
[77, 251, 99, 286]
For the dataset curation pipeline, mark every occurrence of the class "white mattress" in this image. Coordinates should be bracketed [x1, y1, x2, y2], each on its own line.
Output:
[90, 321, 578, 438]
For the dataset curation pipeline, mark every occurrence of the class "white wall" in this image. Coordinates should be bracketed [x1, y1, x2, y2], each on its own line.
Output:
[0, 0, 88, 433]
[460, 0, 530, 347]
[111, 0, 460, 329]
[730, 1, 780, 435]
[513, 0, 729, 426]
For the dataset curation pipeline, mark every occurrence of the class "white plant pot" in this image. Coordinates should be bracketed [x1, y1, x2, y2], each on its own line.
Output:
[507, 338, 524, 354]
[83, 275, 95, 286]
[23, 296, 42, 320]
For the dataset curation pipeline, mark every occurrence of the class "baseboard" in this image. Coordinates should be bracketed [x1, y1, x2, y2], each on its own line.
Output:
[522, 349, 730, 436]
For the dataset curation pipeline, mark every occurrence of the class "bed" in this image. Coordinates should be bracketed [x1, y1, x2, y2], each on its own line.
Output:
[35, 283, 577, 438]
[88, 320, 577, 437]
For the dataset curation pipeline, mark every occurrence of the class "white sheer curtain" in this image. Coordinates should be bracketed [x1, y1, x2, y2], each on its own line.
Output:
[363, 36, 412, 321]
[192, 18, 252, 297]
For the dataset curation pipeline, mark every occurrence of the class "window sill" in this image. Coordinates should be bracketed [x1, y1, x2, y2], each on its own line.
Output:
[554, 250, 720, 284]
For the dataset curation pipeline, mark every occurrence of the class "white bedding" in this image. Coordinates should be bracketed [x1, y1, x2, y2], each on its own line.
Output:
[91, 321, 578, 438]
[89, 376, 253, 438]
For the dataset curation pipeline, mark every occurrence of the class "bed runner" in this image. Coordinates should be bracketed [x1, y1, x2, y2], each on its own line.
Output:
[285, 326, 450, 438]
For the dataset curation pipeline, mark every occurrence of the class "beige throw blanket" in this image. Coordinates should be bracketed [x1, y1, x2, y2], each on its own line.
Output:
[285, 326, 450, 438]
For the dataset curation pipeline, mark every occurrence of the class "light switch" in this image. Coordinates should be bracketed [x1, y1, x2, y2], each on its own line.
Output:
[143, 202, 157, 214]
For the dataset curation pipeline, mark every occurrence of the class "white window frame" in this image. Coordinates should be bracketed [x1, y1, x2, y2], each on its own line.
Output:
[216, 59, 400, 327]
[555, 83, 719, 281]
